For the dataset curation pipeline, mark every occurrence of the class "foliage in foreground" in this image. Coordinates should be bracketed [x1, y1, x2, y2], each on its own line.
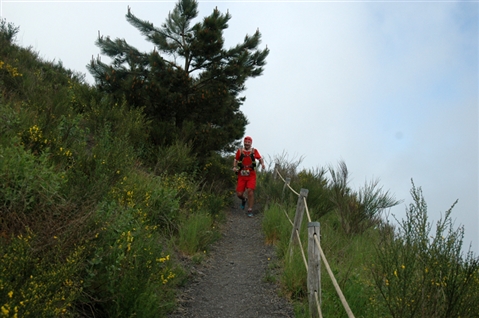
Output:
[258, 158, 479, 318]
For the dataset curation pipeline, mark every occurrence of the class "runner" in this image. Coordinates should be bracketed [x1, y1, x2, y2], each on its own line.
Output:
[233, 136, 265, 217]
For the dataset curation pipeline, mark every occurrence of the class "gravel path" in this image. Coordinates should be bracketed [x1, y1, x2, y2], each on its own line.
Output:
[168, 201, 295, 318]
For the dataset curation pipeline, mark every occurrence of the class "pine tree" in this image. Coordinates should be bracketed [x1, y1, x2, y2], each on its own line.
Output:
[87, 0, 269, 154]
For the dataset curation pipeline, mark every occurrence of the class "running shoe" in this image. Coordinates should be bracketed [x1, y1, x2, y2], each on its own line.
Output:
[241, 198, 247, 210]
[247, 209, 253, 217]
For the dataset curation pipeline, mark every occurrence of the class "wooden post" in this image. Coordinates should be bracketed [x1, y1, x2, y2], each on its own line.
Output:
[273, 162, 280, 180]
[288, 188, 309, 258]
[282, 177, 291, 201]
[308, 222, 321, 318]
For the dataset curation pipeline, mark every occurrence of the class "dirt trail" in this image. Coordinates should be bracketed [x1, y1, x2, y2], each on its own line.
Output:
[168, 202, 295, 318]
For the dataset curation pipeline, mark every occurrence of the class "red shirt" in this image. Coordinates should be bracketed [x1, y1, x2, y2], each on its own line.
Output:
[235, 147, 262, 176]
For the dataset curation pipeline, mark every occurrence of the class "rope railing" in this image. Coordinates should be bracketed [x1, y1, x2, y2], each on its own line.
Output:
[295, 228, 309, 271]
[282, 207, 294, 226]
[273, 166, 355, 318]
[314, 290, 323, 318]
[274, 167, 300, 196]
[314, 234, 355, 318]
[304, 196, 312, 223]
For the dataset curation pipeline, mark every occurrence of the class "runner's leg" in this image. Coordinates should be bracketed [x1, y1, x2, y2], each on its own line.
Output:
[236, 176, 246, 198]
[247, 189, 254, 210]
[236, 176, 248, 209]
[246, 176, 257, 210]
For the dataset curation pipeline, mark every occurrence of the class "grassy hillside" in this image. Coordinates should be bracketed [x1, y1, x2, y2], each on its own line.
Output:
[0, 20, 233, 317]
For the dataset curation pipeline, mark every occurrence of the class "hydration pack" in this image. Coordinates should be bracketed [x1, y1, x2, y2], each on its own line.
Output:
[238, 148, 256, 170]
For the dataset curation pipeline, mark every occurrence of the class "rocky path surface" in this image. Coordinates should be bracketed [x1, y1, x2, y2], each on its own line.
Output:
[168, 202, 295, 318]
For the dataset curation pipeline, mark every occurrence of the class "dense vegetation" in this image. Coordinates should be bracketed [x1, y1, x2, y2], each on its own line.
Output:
[1, 1, 478, 316]
[257, 158, 479, 317]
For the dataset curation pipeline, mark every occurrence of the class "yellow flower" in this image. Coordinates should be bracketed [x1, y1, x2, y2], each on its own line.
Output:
[8, 291, 13, 298]
[1, 305, 9, 315]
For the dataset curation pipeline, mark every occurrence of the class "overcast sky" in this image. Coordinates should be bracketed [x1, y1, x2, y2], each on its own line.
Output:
[2, 0, 478, 253]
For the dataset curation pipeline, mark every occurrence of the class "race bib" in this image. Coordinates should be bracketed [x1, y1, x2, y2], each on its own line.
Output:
[240, 170, 250, 176]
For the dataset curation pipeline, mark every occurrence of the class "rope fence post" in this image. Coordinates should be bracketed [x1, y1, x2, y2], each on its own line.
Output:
[274, 162, 280, 180]
[282, 177, 291, 201]
[273, 168, 355, 317]
[288, 188, 309, 259]
[308, 222, 321, 318]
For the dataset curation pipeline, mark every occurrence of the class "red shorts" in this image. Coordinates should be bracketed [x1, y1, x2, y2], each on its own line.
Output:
[236, 174, 257, 192]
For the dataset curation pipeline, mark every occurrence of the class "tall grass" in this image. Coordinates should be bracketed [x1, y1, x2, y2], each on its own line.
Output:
[177, 212, 221, 255]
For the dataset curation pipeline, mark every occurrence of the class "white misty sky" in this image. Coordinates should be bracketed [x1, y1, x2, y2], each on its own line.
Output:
[2, 0, 478, 253]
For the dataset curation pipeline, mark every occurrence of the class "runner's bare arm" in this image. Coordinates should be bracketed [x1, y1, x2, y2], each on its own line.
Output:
[259, 157, 265, 170]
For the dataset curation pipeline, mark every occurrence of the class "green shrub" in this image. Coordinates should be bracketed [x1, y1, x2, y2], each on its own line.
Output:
[191, 184, 229, 220]
[153, 140, 197, 176]
[109, 169, 181, 233]
[0, 18, 19, 43]
[160, 172, 199, 208]
[63, 125, 135, 203]
[0, 230, 84, 317]
[0, 101, 21, 144]
[371, 181, 479, 318]
[0, 139, 65, 219]
[81, 201, 184, 317]
[328, 161, 401, 236]
[0, 55, 25, 97]
[255, 168, 291, 206]
[198, 152, 236, 195]
[293, 168, 334, 220]
[80, 94, 150, 155]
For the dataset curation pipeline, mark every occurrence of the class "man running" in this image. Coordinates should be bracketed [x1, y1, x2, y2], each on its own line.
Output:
[233, 136, 265, 217]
